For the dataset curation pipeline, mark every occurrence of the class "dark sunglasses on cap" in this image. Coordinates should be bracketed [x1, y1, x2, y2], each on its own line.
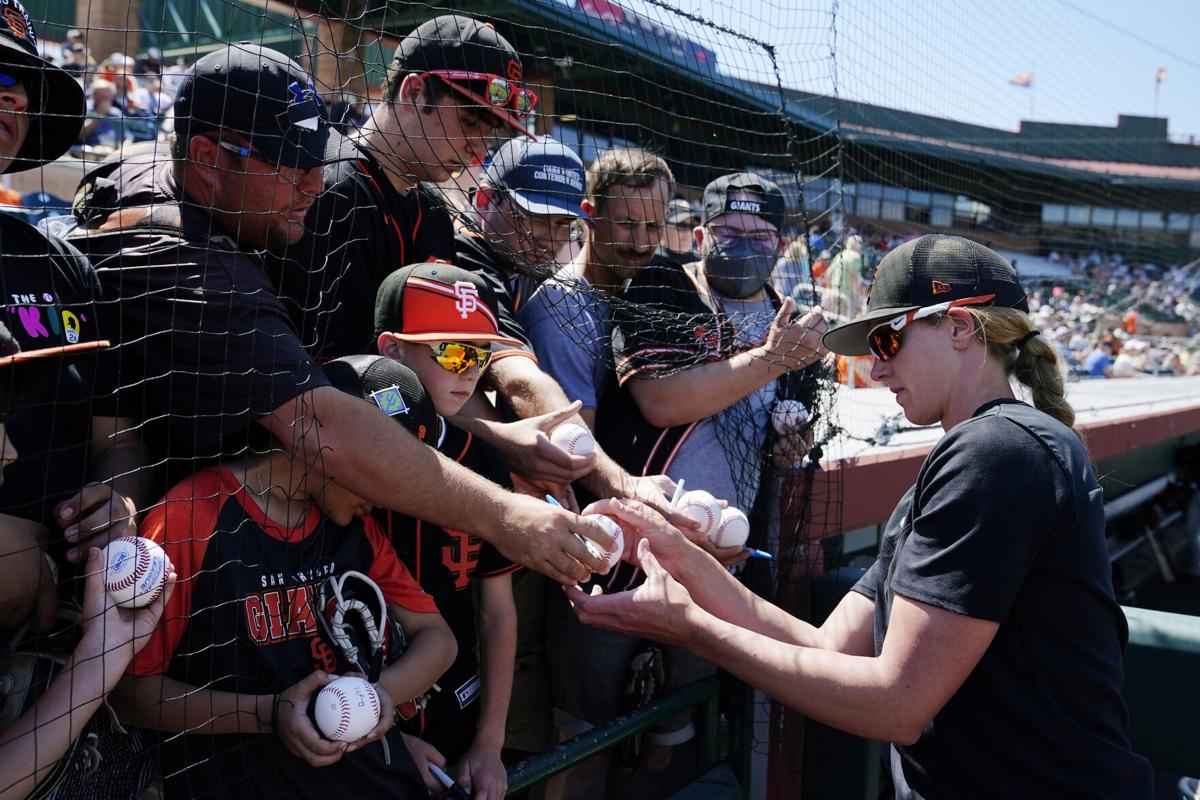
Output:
[427, 341, 492, 375]
[422, 69, 538, 115]
[866, 294, 995, 361]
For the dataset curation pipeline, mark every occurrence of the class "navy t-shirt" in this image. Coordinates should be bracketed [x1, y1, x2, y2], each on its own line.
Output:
[853, 399, 1153, 799]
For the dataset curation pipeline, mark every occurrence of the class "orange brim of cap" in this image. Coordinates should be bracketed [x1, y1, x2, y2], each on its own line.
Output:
[0, 339, 110, 367]
[392, 331, 526, 348]
[441, 80, 536, 139]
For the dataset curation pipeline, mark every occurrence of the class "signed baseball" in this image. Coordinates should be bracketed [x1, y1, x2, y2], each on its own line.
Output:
[676, 490, 721, 537]
[315, 676, 381, 742]
[772, 400, 810, 435]
[549, 422, 595, 457]
[579, 514, 623, 571]
[711, 507, 750, 549]
[103, 537, 167, 609]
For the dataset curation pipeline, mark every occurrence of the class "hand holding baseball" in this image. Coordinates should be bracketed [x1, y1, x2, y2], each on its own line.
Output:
[491, 401, 596, 485]
[566, 539, 698, 648]
[80, 545, 175, 668]
[342, 679, 396, 753]
[275, 670, 346, 767]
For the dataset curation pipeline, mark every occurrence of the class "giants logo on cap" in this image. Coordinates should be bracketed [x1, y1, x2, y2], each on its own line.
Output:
[729, 200, 761, 214]
[454, 282, 481, 319]
[2, 4, 29, 41]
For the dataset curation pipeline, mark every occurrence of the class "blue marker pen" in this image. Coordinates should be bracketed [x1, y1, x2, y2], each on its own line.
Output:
[746, 548, 774, 561]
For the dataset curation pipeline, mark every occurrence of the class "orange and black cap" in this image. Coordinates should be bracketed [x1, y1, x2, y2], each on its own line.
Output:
[823, 234, 1029, 356]
[374, 260, 525, 347]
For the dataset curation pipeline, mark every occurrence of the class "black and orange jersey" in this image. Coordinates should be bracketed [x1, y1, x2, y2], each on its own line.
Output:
[131, 466, 433, 799]
[380, 423, 518, 758]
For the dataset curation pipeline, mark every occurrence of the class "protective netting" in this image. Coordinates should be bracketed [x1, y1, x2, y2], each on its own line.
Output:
[2, 0, 1197, 797]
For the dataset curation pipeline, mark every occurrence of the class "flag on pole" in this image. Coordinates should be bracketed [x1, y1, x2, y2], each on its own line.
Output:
[1156, 67, 1167, 84]
[1009, 73, 1033, 88]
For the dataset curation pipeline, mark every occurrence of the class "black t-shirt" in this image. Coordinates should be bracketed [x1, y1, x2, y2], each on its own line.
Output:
[0, 216, 101, 526]
[266, 137, 456, 360]
[382, 423, 518, 759]
[451, 227, 535, 357]
[852, 400, 1153, 799]
[64, 144, 329, 477]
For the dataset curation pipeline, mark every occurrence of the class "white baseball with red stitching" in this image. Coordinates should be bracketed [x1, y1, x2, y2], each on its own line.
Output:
[103, 537, 167, 609]
[677, 490, 721, 537]
[549, 422, 595, 457]
[579, 514, 624, 571]
[315, 676, 381, 742]
[711, 506, 751, 549]
[771, 399, 810, 435]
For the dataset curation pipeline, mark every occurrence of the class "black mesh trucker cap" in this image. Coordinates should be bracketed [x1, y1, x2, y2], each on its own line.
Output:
[322, 355, 442, 446]
[822, 234, 1029, 357]
[0, 0, 84, 172]
[702, 172, 786, 231]
[391, 15, 531, 137]
[173, 45, 330, 169]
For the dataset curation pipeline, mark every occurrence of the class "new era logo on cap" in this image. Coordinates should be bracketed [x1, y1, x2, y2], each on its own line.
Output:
[931, 280, 952, 295]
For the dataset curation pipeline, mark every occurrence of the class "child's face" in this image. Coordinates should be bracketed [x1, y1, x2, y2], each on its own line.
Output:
[314, 480, 373, 527]
[391, 339, 492, 417]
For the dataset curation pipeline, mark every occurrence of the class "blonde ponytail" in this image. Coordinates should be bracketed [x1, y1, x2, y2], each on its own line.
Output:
[964, 307, 1080, 436]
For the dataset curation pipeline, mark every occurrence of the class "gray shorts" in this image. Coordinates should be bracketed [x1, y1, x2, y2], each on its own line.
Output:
[544, 584, 714, 741]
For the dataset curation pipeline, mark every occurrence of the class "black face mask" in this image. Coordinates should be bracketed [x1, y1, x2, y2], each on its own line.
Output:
[705, 238, 776, 298]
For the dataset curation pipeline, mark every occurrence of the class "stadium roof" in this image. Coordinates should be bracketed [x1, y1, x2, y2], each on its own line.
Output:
[302, 0, 1200, 197]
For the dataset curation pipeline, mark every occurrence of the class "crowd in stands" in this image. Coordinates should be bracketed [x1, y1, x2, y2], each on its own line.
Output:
[0, 5, 1167, 800]
[779, 226, 1200, 381]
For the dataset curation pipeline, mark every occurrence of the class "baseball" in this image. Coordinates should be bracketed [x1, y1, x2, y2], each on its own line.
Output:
[549, 422, 595, 457]
[579, 514, 623, 571]
[103, 536, 168, 609]
[314, 676, 381, 742]
[772, 399, 810, 435]
[676, 490, 721, 537]
[711, 507, 751, 549]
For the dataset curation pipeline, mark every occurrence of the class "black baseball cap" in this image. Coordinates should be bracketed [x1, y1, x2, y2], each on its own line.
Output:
[374, 261, 525, 347]
[392, 15, 532, 138]
[822, 234, 1030, 356]
[322, 355, 443, 446]
[702, 172, 786, 232]
[0, 0, 84, 172]
[173, 44, 330, 169]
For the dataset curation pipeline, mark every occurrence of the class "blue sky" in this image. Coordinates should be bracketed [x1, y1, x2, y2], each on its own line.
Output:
[638, 0, 1200, 140]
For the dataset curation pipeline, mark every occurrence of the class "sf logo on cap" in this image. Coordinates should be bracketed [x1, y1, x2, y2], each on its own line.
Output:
[454, 282, 480, 320]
